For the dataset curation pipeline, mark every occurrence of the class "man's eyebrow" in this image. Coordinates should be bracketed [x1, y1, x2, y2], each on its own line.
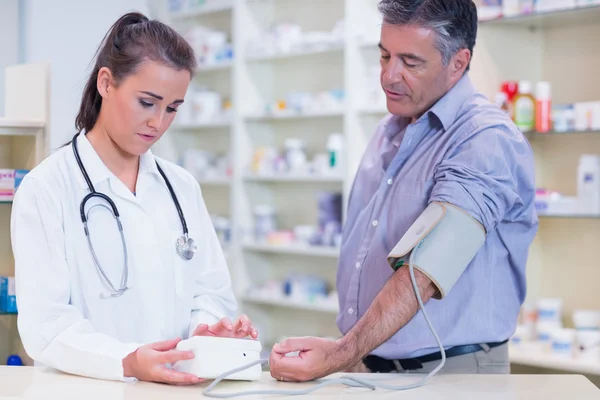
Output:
[140, 91, 184, 104]
[378, 43, 426, 63]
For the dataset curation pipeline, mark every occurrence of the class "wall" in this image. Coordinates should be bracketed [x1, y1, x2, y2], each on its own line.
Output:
[0, 0, 20, 115]
[22, 0, 151, 151]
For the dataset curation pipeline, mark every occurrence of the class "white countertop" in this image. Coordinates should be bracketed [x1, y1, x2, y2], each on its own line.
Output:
[0, 367, 598, 399]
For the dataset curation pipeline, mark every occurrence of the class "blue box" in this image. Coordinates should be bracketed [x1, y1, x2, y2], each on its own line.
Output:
[0, 277, 17, 313]
[14, 170, 28, 192]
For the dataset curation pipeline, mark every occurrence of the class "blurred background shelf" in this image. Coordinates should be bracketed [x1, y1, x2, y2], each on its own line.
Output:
[0, 118, 44, 136]
[538, 214, 600, 219]
[510, 347, 600, 376]
[480, 5, 600, 29]
[196, 61, 233, 73]
[246, 43, 344, 62]
[242, 241, 340, 258]
[171, 121, 231, 130]
[243, 294, 339, 314]
[198, 177, 232, 186]
[243, 174, 344, 183]
[169, 1, 234, 20]
[244, 110, 344, 121]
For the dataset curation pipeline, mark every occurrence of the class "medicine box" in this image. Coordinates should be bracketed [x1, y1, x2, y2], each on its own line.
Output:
[0, 169, 29, 201]
[0, 277, 17, 313]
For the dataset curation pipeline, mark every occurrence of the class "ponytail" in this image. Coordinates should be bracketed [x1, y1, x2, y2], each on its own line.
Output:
[74, 12, 196, 133]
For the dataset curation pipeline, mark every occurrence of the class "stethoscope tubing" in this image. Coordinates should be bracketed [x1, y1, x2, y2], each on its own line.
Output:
[71, 132, 193, 297]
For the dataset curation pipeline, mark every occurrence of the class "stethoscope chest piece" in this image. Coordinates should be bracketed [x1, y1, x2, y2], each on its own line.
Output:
[177, 234, 197, 260]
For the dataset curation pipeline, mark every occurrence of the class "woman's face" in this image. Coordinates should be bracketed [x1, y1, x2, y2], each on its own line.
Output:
[98, 60, 191, 156]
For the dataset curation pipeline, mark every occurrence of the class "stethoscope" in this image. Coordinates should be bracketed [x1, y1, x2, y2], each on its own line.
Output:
[72, 132, 197, 298]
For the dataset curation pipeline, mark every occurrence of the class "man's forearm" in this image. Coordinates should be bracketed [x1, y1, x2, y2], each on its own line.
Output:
[336, 266, 436, 368]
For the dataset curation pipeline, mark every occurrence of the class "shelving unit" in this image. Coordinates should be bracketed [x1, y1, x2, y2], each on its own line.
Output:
[0, 63, 50, 366]
[243, 241, 339, 258]
[160, 0, 600, 371]
[474, 3, 600, 379]
[510, 346, 600, 376]
[243, 293, 339, 314]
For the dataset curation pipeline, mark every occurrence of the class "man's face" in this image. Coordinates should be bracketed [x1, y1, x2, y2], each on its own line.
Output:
[379, 23, 457, 121]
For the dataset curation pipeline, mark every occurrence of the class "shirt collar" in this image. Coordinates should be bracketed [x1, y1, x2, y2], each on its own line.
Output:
[383, 114, 411, 144]
[425, 73, 475, 131]
[74, 132, 160, 190]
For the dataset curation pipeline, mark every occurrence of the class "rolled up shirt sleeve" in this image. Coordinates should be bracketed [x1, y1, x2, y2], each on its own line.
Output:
[429, 127, 525, 233]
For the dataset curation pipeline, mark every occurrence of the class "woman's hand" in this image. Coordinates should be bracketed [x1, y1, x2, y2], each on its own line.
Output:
[122, 338, 203, 385]
[192, 315, 259, 339]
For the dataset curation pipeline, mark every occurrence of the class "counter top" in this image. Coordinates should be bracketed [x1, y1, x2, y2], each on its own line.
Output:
[0, 367, 598, 399]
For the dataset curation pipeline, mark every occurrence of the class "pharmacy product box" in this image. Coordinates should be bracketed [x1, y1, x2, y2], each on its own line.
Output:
[574, 101, 600, 131]
[0, 277, 17, 313]
[0, 169, 29, 201]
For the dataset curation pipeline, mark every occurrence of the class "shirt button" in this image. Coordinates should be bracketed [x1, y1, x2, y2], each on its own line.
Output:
[348, 308, 354, 315]
[372, 220, 378, 227]
[387, 178, 393, 185]
[355, 262, 361, 269]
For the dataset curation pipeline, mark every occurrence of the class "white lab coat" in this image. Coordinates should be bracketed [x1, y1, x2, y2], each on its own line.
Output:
[10, 133, 237, 382]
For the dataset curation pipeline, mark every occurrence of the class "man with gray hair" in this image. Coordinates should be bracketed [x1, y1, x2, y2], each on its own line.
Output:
[269, 0, 537, 381]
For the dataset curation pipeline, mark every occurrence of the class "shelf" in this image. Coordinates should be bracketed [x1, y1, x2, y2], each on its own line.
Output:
[243, 294, 339, 314]
[169, 1, 234, 19]
[538, 213, 600, 219]
[0, 312, 17, 316]
[357, 38, 379, 48]
[527, 129, 600, 137]
[247, 43, 344, 62]
[198, 177, 232, 186]
[0, 117, 44, 136]
[245, 110, 344, 121]
[171, 120, 231, 130]
[510, 346, 600, 375]
[243, 174, 343, 183]
[196, 61, 233, 73]
[243, 241, 340, 258]
[357, 106, 388, 115]
[480, 5, 600, 29]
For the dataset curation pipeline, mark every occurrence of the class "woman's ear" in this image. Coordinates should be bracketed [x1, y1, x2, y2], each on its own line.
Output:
[97, 67, 114, 99]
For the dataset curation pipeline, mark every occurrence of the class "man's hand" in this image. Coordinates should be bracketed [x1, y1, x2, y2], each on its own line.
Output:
[269, 337, 350, 382]
[192, 315, 259, 339]
[122, 338, 203, 385]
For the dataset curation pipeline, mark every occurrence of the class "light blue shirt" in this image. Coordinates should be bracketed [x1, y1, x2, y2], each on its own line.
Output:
[336, 74, 538, 359]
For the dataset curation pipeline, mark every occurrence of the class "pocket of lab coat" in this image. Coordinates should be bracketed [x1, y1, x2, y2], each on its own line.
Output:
[171, 229, 200, 301]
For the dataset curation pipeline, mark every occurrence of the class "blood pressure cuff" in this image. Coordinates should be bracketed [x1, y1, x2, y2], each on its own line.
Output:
[387, 202, 486, 299]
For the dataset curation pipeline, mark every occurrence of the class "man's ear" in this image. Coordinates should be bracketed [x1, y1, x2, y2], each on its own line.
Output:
[451, 48, 471, 78]
[97, 67, 114, 99]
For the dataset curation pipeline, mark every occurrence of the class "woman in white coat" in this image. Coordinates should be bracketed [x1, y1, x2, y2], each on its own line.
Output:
[10, 12, 256, 385]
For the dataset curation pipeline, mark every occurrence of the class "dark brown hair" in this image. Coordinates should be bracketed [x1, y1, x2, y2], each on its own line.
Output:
[75, 12, 197, 133]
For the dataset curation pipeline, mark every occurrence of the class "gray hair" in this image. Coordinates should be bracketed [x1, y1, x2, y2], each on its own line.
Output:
[378, 0, 478, 69]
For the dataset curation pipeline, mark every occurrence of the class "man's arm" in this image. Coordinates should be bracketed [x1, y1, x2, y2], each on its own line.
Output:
[335, 265, 437, 369]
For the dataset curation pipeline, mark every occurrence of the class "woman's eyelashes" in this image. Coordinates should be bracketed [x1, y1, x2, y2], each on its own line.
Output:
[139, 99, 177, 113]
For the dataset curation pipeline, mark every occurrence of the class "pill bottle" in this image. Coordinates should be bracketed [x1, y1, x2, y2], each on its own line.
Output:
[514, 80, 535, 132]
[535, 81, 552, 133]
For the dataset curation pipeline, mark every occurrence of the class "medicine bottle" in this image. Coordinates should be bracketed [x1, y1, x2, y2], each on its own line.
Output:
[535, 81, 552, 133]
[514, 80, 536, 132]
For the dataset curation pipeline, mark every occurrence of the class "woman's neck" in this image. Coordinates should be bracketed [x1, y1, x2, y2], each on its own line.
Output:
[86, 126, 139, 193]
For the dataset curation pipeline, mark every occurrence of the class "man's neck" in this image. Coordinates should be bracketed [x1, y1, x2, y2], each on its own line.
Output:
[86, 125, 139, 192]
